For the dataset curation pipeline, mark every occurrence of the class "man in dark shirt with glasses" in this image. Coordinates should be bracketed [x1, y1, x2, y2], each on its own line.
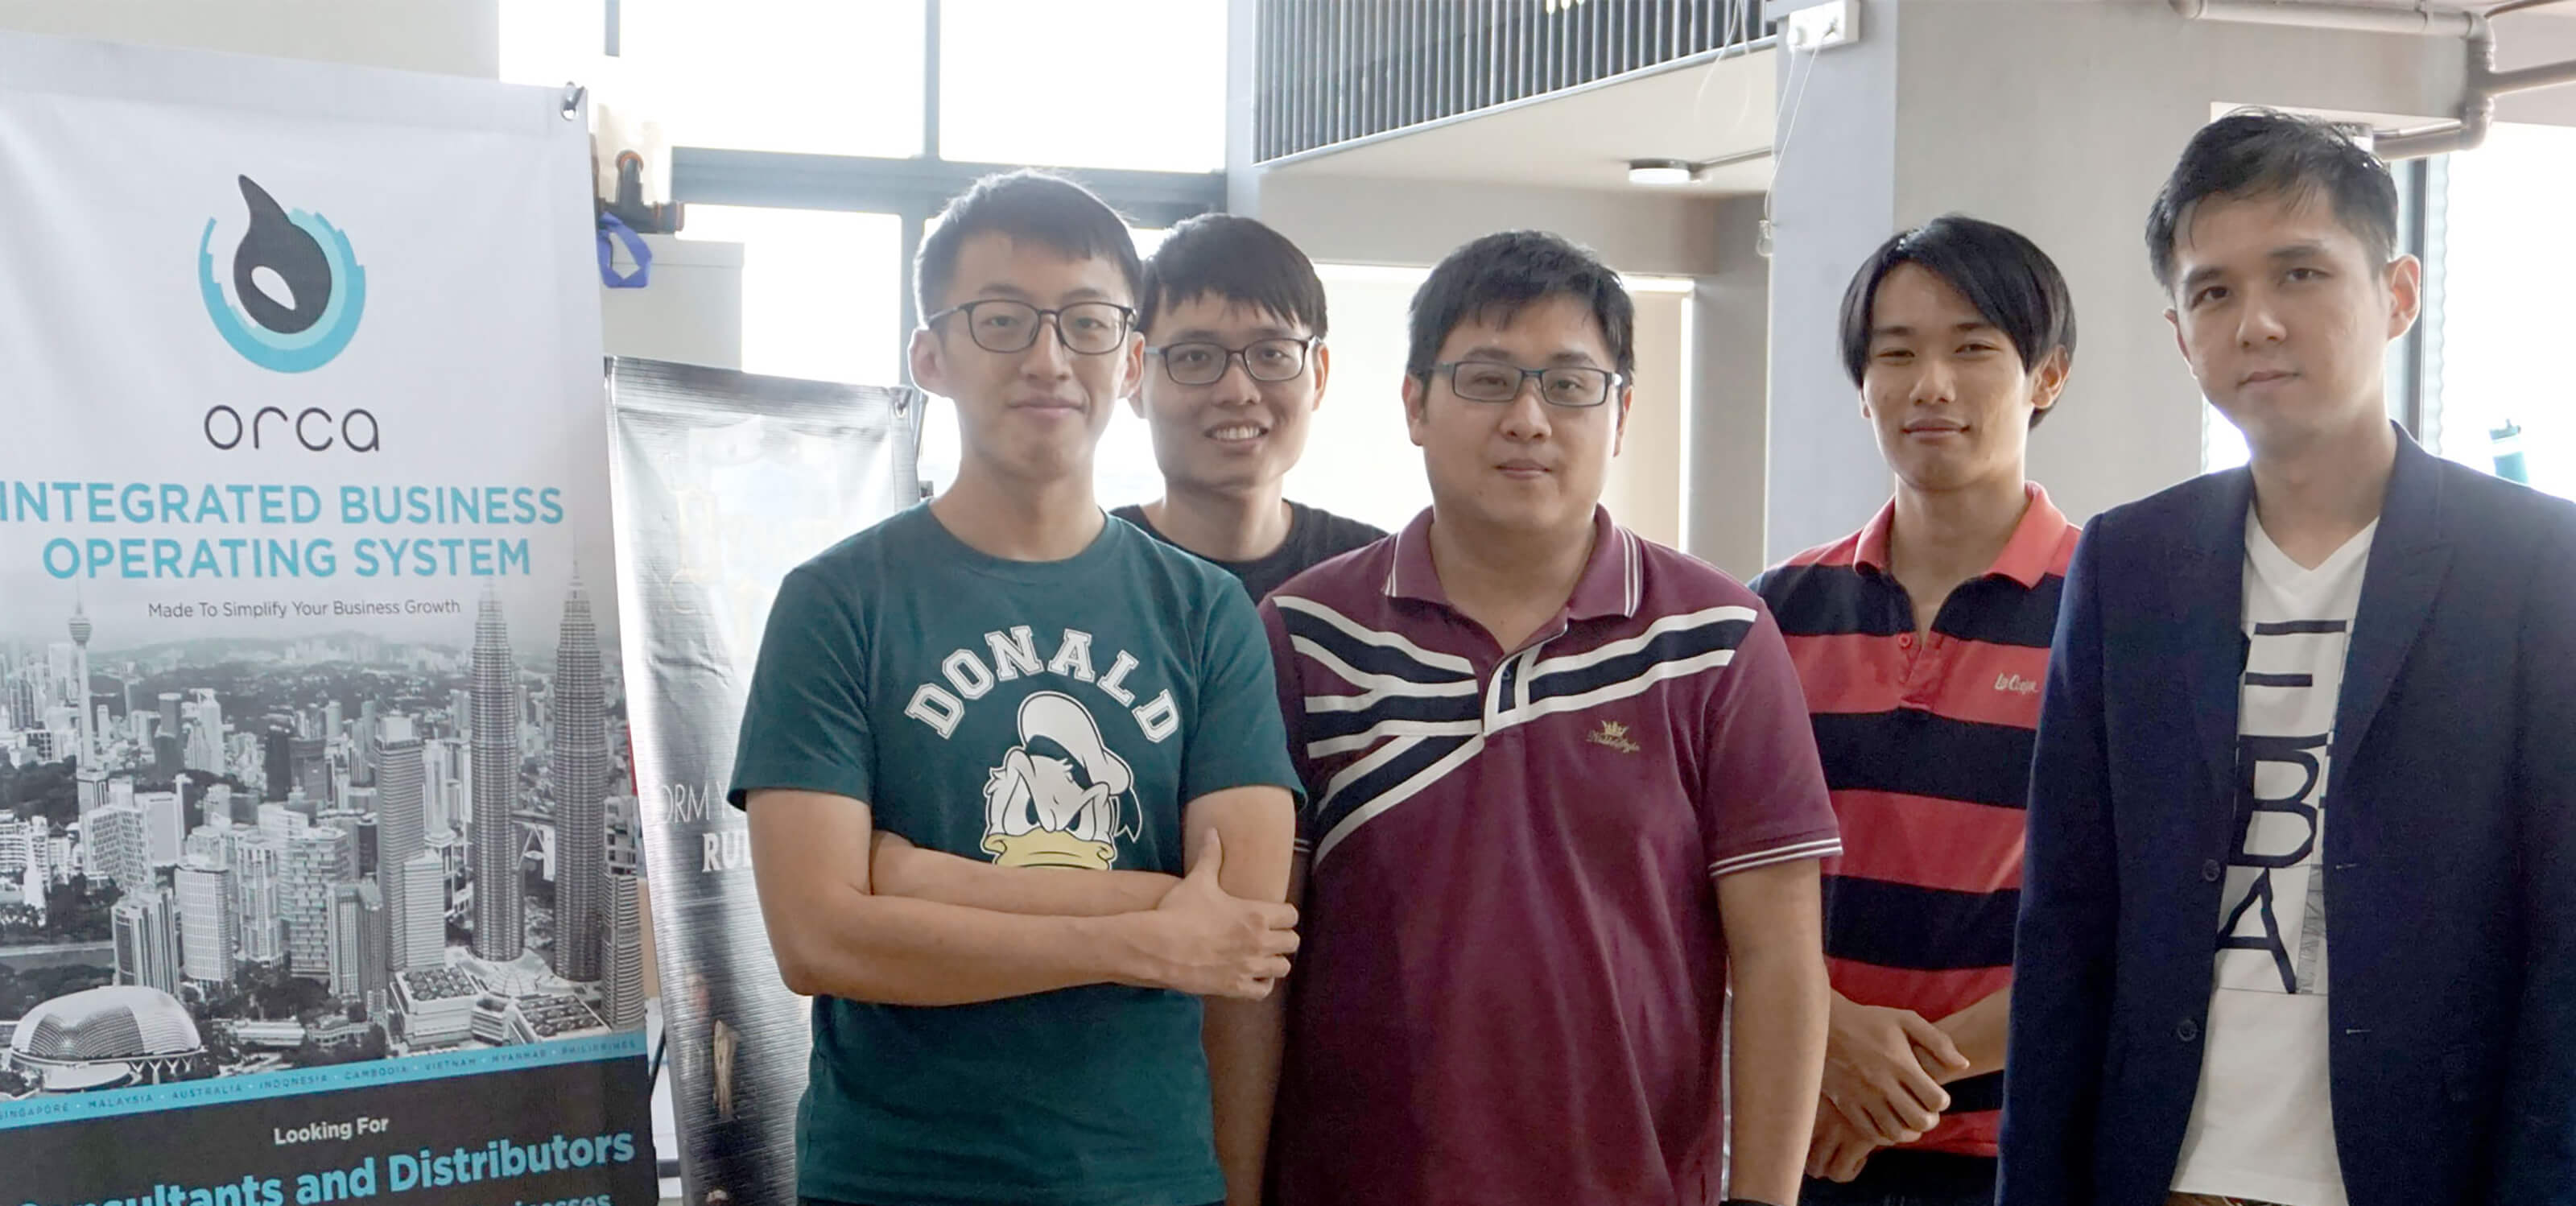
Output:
[731, 170, 1303, 1206]
[1115, 215, 1385, 603]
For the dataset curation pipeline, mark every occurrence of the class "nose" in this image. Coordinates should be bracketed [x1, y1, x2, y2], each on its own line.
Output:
[1209, 353, 1261, 407]
[1496, 378, 1552, 443]
[1908, 357, 1956, 407]
[2235, 287, 2289, 349]
[1020, 319, 1075, 379]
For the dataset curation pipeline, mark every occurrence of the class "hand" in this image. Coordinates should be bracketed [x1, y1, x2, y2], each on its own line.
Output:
[1806, 1100, 1882, 1183]
[1127, 831, 1298, 999]
[1821, 994, 1971, 1145]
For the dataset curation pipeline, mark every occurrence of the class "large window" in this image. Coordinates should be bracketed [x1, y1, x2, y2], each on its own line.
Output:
[2426, 120, 2576, 500]
[514, 0, 1695, 539]
[677, 207, 905, 387]
[506, 0, 1228, 503]
[617, 0, 927, 158]
[502, 0, 1222, 172]
[500, 1, 925, 157]
[936, 0, 1227, 172]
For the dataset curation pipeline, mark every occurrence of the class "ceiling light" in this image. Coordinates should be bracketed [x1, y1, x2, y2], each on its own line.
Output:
[1627, 159, 1693, 186]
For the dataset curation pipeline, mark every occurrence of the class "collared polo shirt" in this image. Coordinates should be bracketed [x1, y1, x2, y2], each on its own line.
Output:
[1259, 506, 1840, 1206]
[1751, 483, 2079, 1158]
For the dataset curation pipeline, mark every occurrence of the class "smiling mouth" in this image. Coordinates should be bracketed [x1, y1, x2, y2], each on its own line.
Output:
[1208, 423, 1269, 443]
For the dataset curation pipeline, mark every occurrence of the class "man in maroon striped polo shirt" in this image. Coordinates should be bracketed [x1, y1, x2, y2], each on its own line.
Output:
[1257, 230, 1839, 1206]
[1752, 215, 2081, 1206]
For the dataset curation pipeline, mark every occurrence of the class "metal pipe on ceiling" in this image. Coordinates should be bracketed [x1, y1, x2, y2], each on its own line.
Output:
[2169, 0, 2576, 159]
[2167, 0, 2479, 35]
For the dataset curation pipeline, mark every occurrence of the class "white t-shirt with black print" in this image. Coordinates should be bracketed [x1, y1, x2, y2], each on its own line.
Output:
[2170, 510, 2377, 1206]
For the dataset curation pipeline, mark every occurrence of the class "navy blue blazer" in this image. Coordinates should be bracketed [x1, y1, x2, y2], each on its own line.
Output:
[1999, 428, 2576, 1206]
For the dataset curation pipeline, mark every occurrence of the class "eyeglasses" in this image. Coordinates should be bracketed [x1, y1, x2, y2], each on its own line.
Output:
[1144, 337, 1319, 386]
[1430, 360, 1624, 408]
[926, 299, 1137, 356]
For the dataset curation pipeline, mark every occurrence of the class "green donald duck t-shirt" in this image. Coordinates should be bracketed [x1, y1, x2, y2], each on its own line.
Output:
[728, 503, 1300, 1206]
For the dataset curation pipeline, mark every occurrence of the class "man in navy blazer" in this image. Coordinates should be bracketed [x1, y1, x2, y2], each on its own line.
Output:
[1999, 109, 2576, 1206]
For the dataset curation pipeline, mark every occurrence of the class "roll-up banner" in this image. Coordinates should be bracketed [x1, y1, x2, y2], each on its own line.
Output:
[606, 358, 925, 1206]
[0, 32, 654, 1204]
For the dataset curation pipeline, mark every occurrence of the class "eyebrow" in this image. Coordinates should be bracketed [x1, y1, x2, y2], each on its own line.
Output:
[968, 283, 1119, 304]
[2178, 240, 2337, 292]
[1166, 324, 1303, 342]
[1457, 344, 1604, 368]
[1872, 320, 1996, 339]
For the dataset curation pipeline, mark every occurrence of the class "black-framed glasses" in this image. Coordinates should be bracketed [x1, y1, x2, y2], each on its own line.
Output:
[1144, 336, 1319, 386]
[926, 299, 1137, 355]
[1430, 360, 1624, 408]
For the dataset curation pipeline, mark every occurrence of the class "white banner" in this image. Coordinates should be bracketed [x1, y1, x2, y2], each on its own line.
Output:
[0, 32, 653, 1202]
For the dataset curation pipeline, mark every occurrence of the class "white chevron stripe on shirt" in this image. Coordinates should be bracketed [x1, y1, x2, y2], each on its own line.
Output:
[1527, 605, 1755, 679]
[1314, 733, 1488, 868]
[1274, 594, 1475, 675]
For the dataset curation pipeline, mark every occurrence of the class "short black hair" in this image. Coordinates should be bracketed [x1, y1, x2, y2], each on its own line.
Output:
[1138, 214, 1327, 338]
[2145, 107, 2398, 293]
[914, 169, 1144, 319]
[1407, 230, 1635, 382]
[1838, 214, 2078, 427]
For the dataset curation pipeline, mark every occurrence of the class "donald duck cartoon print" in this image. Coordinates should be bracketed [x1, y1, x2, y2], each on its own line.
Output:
[980, 691, 1142, 869]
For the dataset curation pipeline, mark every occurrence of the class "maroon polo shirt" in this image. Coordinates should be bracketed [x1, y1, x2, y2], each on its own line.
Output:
[1258, 506, 1840, 1206]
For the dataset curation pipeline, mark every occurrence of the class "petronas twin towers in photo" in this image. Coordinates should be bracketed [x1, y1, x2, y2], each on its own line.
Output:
[468, 574, 613, 979]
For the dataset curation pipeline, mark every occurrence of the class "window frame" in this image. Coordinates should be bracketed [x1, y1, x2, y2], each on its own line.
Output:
[591, 0, 1227, 375]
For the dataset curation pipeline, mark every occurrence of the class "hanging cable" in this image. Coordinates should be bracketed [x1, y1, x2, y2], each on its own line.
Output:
[1758, 36, 1820, 259]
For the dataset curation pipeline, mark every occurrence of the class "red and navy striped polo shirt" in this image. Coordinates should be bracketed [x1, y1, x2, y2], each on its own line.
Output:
[1260, 506, 1841, 1206]
[1751, 483, 2078, 1159]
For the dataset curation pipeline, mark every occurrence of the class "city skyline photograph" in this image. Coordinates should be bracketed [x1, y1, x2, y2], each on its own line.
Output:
[0, 571, 647, 1101]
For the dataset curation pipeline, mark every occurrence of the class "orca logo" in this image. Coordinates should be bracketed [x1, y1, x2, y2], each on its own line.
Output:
[199, 176, 366, 373]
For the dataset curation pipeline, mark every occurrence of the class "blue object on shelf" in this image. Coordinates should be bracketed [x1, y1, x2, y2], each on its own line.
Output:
[597, 211, 651, 289]
[2492, 420, 2528, 485]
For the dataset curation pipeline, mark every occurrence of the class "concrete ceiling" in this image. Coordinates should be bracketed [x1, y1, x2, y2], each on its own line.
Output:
[1255, 0, 2574, 196]
[1261, 47, 1779, 197]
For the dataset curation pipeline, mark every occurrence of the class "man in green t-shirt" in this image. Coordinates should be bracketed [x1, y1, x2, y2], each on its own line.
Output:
[729, 170, 1304, 1206]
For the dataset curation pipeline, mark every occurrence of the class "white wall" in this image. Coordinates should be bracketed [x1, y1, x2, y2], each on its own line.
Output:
[1689, 196, 1772, 580]
[1760, 2, 1903, 566]
[1604, 290, 1690, 551]
[0, 0, 497, 76]
[1251, 172, 1738, 278]
[602, 234, 745, 370]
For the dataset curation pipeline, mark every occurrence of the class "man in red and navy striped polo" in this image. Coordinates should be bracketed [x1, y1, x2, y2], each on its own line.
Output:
[1753, 215, 2081, 1206]
[1257, 231, 1839, 1206]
